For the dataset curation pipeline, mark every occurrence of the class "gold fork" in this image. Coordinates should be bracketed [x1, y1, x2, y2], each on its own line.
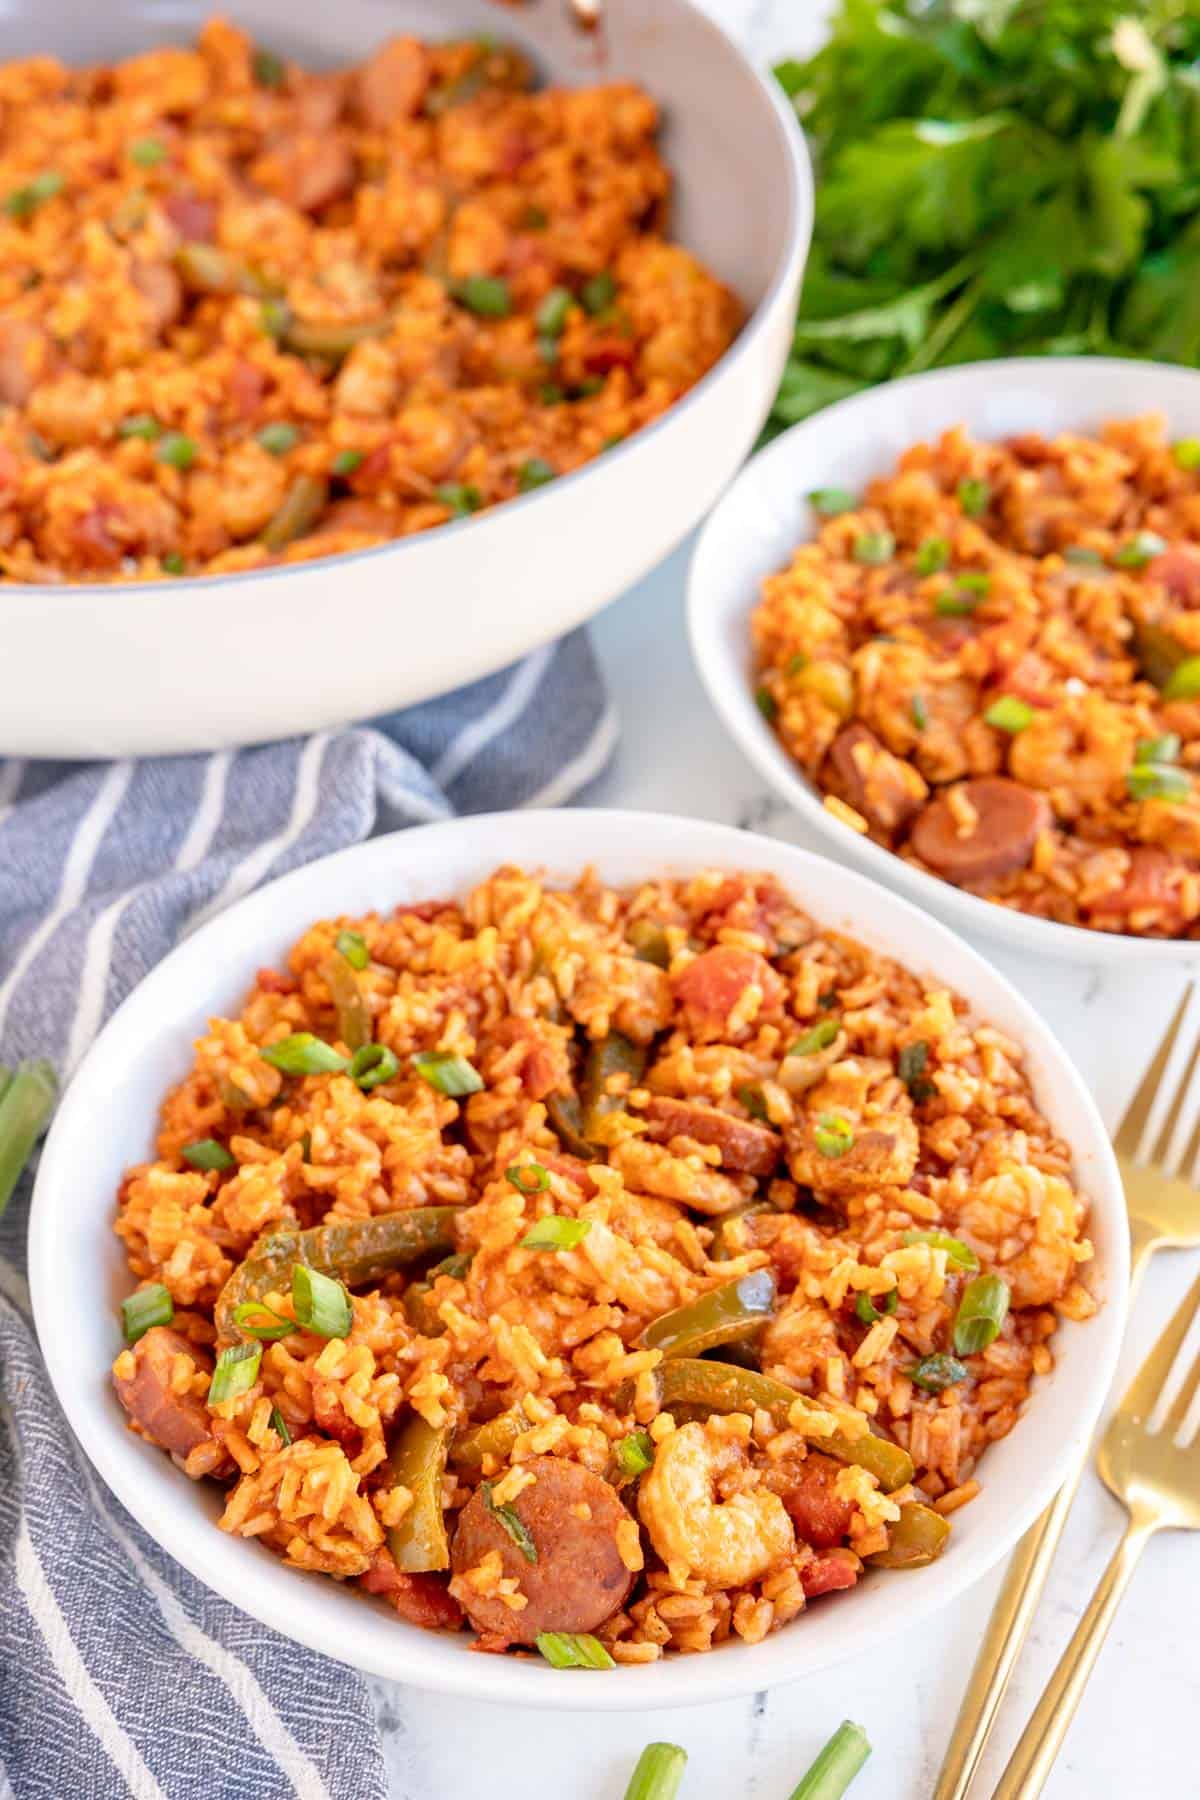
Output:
[992, 1263, 1200, 1797]
[934, 980, 1200, 1800]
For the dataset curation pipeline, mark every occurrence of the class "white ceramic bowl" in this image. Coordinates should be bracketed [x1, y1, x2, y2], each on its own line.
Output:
[0, 0, 810, 759]
[688, 356, 1200, 966]
[30, 808, 1127, 1709]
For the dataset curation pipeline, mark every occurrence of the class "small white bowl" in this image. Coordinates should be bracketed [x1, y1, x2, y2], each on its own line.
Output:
[30, 809, 1127, 1709]
[688, 356, 1200, 966]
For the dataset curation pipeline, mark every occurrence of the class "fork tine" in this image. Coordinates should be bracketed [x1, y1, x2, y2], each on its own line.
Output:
[1114, 980, 1200, 1164]
[1130, 1266, 1200, 1429]
[1158, 1022, 1200, 1179]
[1164, 1340, 1200, 1445]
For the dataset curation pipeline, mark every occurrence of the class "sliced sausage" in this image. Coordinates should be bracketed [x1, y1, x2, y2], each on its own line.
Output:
[355, 37, 429, 126]
[643, 1095, 780, 1177]
[1088, 847, 1186, 933]
[360, 1546, 463, 1631]
[800, 1548, 860, 1599]
[823, 724, 927, 836]
[785, 1111, 919, 1198]
[267, 136, 355, 213]
[1148, 546, 1200, 609]
[449, 1456, 636, 1645]
[767, 1452, 856, 1549]
[163, 191, 216, 242]
[672, 946, 785, 1036]
[113, 1325, 216, 1462]
[909, 778, 1051, 887]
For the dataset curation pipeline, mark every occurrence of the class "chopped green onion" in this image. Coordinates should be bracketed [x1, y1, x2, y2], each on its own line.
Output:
[1163, 656, 1200, 701]
[182, 1138, 235, 1172]
[910, 1352, 969, 1393]
[957, 478, 990, 517]
[257, 422, 299, 455]
[855, 1286, 898, 1326]
[524, 204, 549, 229]
[985, 695, 1034, 734]
[348, 1043, 400, 1091]
[0, 1059, 56, 1217]
[786, 1720, 871, 1800]
[1174, 439, 1200, 472]
[786, 651, 809, 677]
[437, 482, 481, 517]
[156, 431, 197, 470]
[261, 1032, 348, 1076]
[1114, 531, 1167, 569]
[614, 1429, 656, 1480]
[253, 47, 285, 87]
[118, 413, 161, 441]
[536, 287, 573, 337]
[954, 571, 991, 595]
[535, 1631, 615, 1670]
[902, 1229, 979, 1270]
[411, 1051, 484, 1097]
[335, 929, 369, 970]
[914, 536, 949, 575]
[331, 447, 363, 476]
[737, 1082, 769, 1121]
[5, 170, 64, 217]
[852, 530, 895, 565]
[481, 1480, 538, 1563]
[260, 298, 290, 341]
[232, 1300, 295, 1341]
[933, 591, 978, 617]
[129, 138, 167, 168]
[580, 271, 616, 315]
[911, 693, 929, 730]
[790, 1017, 840, 1056]
[270, 1405, 292, 1447]
[208, 1342, 262, 1404]
[1136, 733, 1181, 765]
[814, 1112, 854, 1159]
[756, 686, 778, 721]
[624, 1743, 687, 1800]
[807, 488, 856, 517]
[454, 275, 511, 317]
[1064, 544, 1105, 566]
[517, 457, 556, 492]
[520, 1216, 592, 1251]
[506, 1162, 550, 1195]
[1127, 761, 1190, 802]
[161, 552, 186, 575]
[292, 1265, 353, 1339]
[897, 1040, 934, 1101]
[121, 1283, 174, 1344]
[954, 1274, 1011, 1355]
[539, 383, 565, 406]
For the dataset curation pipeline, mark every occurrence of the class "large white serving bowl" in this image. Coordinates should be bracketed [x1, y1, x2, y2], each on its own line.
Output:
[29, 808, 1127, 1709]
[688, 356, 1200, 966]
[0, 0, 809, 759]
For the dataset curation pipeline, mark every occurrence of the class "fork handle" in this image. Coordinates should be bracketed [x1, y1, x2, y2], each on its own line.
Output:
[990, 1510, 1160, 1800]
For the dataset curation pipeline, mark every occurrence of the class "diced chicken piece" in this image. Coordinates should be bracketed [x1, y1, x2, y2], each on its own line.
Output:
[785, 1111, 919, 1197]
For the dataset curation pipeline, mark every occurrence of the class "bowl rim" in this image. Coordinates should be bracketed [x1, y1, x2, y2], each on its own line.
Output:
[28, 807, 1128, 1709]
[7, 0, 811, 602]
[687, 353, 1200, 966]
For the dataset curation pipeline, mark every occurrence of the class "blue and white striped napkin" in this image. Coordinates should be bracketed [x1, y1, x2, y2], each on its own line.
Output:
[0, 629, 616, 1800]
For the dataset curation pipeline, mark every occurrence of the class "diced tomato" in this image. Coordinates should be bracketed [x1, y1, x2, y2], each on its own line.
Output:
[782, 1453, 857, 1550]
[582, 335, 636, 375]
[672, 945, 784, 1030]
[256, 967, 297, 994]
[228, 359, 267, 422]
[361, 1548, 463, 1630]
[1148, 546, 1200, 609]
[800, 1550, 860, 1598]
[164, 191, 217, 242]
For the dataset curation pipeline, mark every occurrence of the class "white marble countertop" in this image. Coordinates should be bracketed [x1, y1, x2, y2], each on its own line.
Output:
[368, 3, 1200, 1793]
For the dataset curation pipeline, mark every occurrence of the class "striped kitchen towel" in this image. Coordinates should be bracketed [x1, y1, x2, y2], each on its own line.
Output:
[0, 628, 616, 1800]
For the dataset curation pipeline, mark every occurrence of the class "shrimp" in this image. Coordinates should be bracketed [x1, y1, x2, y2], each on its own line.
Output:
[1008, 697, 1137, 818]
[637, 1420, 795, 1587]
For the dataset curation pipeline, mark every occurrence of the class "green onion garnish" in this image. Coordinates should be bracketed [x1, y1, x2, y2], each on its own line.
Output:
[814, 1112, 854, 1159]
[348, 1043, 399, 1091]
[954, 571, 991, 595]
[156, 431, 197, 470]
[330, 448, 363, 476]
[260, 1032, 348, 1076]
[1064, 545, 1105, 566]
[335, 929, 369, 970]
[436, 482, 481, 518]
[911, 693, 929, 730]
[902, 1228, 979, 1270]
[292, 1265, 353, 1339]
[623, 1743, 687, 1800]
[535, 1631, 615, 1670]
[481, 1480, 538, 1563]
[5, 170, 64, 217]
[854, 1286, 898, 1327]
[1114, 531, 1167, 569]
[454, 275, 511, 318]
[536, 287, 573, 337]
[957, 478, 990, 517]
[129, 138, 167, 168]
[807, 488, 856, 517]
[270, 1405, 292, 1447]
[411, 1051, 484, 1097]
[506, 1162, 550, 1195]
[118, 414, 161, 441]
[208, 1342, 262, 1404]
[0, 1059, 56, 1217]
[580, 271, 616, 315]
[162, 552, 186, 575]
[954, 1274, 1011, 1355]
[1174, 439, 1200, 472]
[1136, 733, 1181, 765]
[985, 695, 1034, 734]
[914, 536, 949, 575]
[182, 1138, 235, 1172]
[539, 382, 565, 406]
[756, 686, 778, 721]
[1163, 656, 1200, 701]
[737, 1082, 769, 1121]
[897, 1039, 934, 1100]
[121, 1283, 174, 1344]
[232, 1300, 295, 1341]
[1127, 762, 1190, 802]
[909, 1352, 969, 1393]
[520, 1216, 592, 1251]
[517, 457, 556, 492]
[253, 47, 285, 87]
[786, 1720, 871, 1800]
[257, 422, 299, 456]
[790, 1017, 840, 1056]
[852, 530, 895, 565]
[260, 298, 290, 341]
[933, 591, 978, 617]
[524, 205, 549, 229]
[614, 1429, 656, 1480]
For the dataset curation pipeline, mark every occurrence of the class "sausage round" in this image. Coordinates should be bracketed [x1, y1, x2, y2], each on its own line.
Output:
[823, 724, 926, 837]
[450, 1456, 636, 1644]
[113, 1325, 216, 1461]
[644, 1094, 781, 1177]
[909, 777, 1051, 886]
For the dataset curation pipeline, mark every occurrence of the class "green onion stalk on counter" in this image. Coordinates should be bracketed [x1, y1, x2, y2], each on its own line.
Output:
[617, 1721, 871, 1800]
[0, 1060, 57, 1217]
